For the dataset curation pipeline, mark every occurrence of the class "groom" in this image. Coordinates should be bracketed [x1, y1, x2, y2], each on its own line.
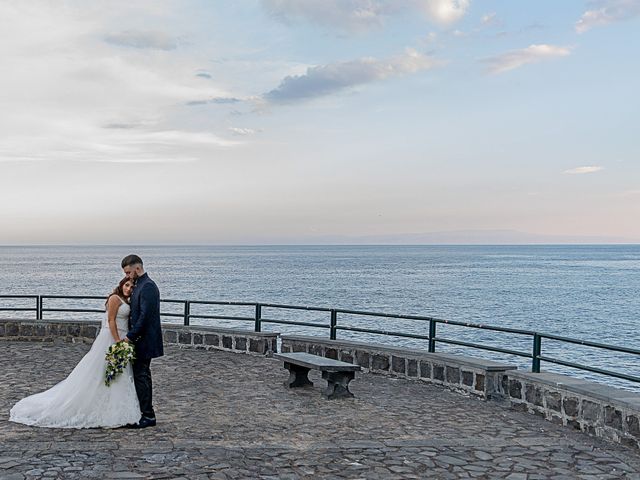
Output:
[121, 254, 163, 428]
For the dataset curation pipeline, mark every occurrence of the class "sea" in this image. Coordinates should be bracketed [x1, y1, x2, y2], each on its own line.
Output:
[1, 245, 638, 391]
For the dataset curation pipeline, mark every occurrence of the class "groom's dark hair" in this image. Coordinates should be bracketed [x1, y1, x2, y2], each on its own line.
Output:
[121, 254, 143, 268]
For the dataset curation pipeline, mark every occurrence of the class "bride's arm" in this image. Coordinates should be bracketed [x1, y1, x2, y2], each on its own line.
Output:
[106, 295, 122, 343]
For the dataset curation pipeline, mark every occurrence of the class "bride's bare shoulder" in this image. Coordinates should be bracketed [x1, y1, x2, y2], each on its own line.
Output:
[106, 294, 123, 311]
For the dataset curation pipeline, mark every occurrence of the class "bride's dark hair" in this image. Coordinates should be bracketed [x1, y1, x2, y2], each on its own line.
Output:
[105, 277, 133, 307]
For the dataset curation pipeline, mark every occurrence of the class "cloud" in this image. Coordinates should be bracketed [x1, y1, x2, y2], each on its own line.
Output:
[480, 12, 502, 27]
[563, 166, 604, 174]
[416, 0, 470, 26]
[196, 72, 212, 79]
[0, 2, 239, 165]
[576, 0, 640, 33]
[262, 0, 389, 31]
[103, 123, 139, 130]
[186, 97, 242, 106]
[104, 30, 179, 50]
[261, 0, 469, 32]
[4, 122, 239, 162]
[229, 127, 257, 136]
[264, 48, 438, 103]
[483, 44, 572, 74]
[0, 127, 236, 164]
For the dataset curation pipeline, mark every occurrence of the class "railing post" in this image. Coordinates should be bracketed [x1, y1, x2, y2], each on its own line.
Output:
[254, 303, 262, 332]
[184, 301, 190, 326]
[330, 309, 337, 340]
[532, 333, 541, 373]
[428, 319, 436, 352]
[37, 296, 42, 320]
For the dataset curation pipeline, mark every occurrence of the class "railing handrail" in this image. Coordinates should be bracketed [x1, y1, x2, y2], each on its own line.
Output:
[1, 294, 638, 384]
[539, 332, 640, 356]
[0, 295, 39, 298]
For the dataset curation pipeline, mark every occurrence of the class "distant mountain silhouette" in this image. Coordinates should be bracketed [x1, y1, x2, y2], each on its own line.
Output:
[255, 230, 640, 245]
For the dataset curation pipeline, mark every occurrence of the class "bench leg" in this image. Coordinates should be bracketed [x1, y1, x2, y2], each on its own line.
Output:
[322, 371, 355, 399]
[284, 362, 314, 388]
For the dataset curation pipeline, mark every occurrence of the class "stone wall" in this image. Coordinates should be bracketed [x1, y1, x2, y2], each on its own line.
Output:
[0, 318, 100, 344]
[0, 319, 278, 356]
[163, 325, 278, 356]
[498, 370, 640, 449]
[280, 334, 517, 399]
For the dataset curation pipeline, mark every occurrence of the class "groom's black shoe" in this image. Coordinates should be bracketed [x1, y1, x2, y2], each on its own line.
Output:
[135, 416, 157, 429]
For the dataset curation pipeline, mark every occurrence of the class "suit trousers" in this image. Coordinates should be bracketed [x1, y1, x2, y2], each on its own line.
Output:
[132, 357, 155, 419]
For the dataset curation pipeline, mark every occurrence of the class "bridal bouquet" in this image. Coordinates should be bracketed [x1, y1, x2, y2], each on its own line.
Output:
[105, 341, 136, 386]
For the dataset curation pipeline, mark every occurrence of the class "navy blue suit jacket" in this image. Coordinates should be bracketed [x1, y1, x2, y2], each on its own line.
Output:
[127, 273, 164, 359]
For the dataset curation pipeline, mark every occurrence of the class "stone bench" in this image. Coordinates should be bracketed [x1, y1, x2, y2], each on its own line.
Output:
[280, 335, 517, 399]
[274, 352, 361, 399]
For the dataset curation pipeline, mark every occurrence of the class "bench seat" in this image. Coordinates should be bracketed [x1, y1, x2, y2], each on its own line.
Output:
[274, 352, 361, 399]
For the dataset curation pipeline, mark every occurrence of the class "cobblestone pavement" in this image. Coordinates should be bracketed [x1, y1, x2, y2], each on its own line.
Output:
[1, 341, 639, 479]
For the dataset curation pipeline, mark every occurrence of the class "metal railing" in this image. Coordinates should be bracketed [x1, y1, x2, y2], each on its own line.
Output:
[1, 294, 638, 384]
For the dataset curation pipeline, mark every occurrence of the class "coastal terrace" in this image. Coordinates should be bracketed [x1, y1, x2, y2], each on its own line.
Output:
[2, 337, 640, 479]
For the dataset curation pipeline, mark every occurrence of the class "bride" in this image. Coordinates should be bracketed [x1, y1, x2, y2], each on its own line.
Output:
[10, 277, 141, 428]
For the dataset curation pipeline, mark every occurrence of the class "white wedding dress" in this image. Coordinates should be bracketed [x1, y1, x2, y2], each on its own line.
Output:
[9, 299, 141, 428]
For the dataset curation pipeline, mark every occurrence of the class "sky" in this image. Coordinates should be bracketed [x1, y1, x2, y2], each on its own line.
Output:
[1, 0, 639, 245]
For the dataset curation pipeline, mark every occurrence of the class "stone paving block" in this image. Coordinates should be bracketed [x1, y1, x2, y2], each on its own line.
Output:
[545, 390, 562, 412]
[434, 364, 445, 381]
[372, 354, 389, 371]
[80, 324, 97, 338]
[446, 366, 460, 384]
[526, 384, 543, 407]
[355, 350, 370, 369]
[46, 323, 59, 336]
[605, 406, 623, 430]
[204, 333, 219, 346]
[340, 350, 354, 364]
[419, 360, 431, 379]
[324, 348, 338, 360]
[249, 338, 265, 354]
[407, 359, 418, 377]
[509, 379, 522, 399]
[564, 396, 579, 417]
[627, 414, 640, 438]
[291, 342, 306, 353]
[67, 324, 81, 337]
[235, 337, 247, 351]
[308, 344, 323, 356]
[568, 419, 581, 430]
[178, 331, 192, 345]
[391, 356, 406, 374]
[582, 400, 602, 423]
[20, 324, 34, 336]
